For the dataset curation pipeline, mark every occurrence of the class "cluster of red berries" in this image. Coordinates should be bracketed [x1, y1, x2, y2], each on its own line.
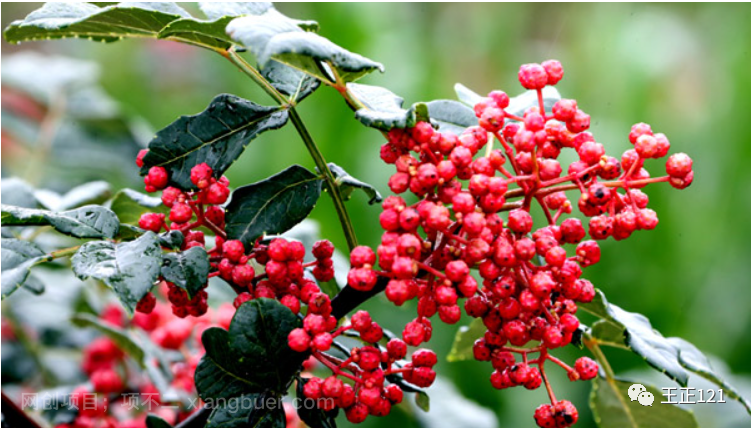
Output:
[51, 297, 238, 428]
[365, 60, 694, 427]
[289, 308, 436, 424]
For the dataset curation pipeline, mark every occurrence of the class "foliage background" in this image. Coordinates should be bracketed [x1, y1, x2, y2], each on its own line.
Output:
[2, 3, 751, 428]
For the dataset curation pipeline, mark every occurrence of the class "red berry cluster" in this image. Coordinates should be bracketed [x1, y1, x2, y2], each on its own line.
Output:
[289, 308, 436, 424]
[52, 298, 238, 428]
[367, 60, 693, 427]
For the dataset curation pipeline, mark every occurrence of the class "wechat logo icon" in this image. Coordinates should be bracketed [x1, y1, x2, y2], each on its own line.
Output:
[628, 384, 654, 406]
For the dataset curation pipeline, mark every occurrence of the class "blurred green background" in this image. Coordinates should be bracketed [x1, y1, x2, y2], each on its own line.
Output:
[2, 3, 751, 428]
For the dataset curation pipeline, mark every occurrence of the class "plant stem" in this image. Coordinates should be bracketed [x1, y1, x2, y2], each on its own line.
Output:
[223, 49, 358, 251]
[288, 109, 359, 251]
[587, 340, 616, 379]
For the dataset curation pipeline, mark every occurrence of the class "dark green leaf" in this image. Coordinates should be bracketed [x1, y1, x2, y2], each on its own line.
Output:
[261, 60, 320, 102]
[205, 393, 285, 428]
[3, 2, 190, 44]
[229, 299, 303, 392]
[348, 83, 419, 131]
[196, 327, 264, 400]
[590, 377, 699, 428]
[446, 318, 485, 362]
[1, 238, 46, 299]
[140, 94, 289, 190]
[71, 313, 146, 367]
[580, 290, 689, 386]
[667, 338, 751, 415]
[145, 414, 174, 428]
[454, 83, 484, 107]
[228, 16, 380, 84]
[158, 230, 185, 249]
[1, 204, 119, 239]
[71, 232, 161, 313]
[161, 247, 210, 298]
[590, 320, 628, 348]
[296, 378, 338, 428]
[327, 163, 382, 205]
[35, 181, 111, 211]
[109, 188, 166, 225]
[225, 165, 323, 248]
[426, 99, 477, 136]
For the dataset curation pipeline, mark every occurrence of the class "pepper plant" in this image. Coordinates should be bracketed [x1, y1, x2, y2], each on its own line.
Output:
[1, 3, 749, 428]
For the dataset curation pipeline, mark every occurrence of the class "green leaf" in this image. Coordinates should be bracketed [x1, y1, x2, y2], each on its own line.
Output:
[145, 414, 174, 428]
[157, 230, 185, 249]
[327, 162, 382, 205]
[348, 83, 420, 131]
[196, 299, 303, 404]
[415, 390, 431, 412]
[581, 290, 690, 386]
[195, 328, 263, 400]
[225, 165, 323, 248]
[1, 204, 119, 239]
[261, 60, 320, 103]
[71, 313, 146, 367]
[425, 99, 477, 136]
[1, 178, 37, 209]
[447, 318, 485, 362]
[590, 377, 698, 428]
[109, 188, 166, 225]
[198, 2, 274, 20]
[667, 338, 751, 415]
[229, 299, 303, 391]
[228, 15, 380, 84]
[140, 94, 289, 190]
[454, 83, 484, 107]
[71, 232, 161, 313]
[296, 378, 338, 428]
[205, 393, 285, 428]
[1, 238, 46, 299]
[3, 2, 190, 44]
[161, 247, 210, 299]
[35, 181, 111, 211]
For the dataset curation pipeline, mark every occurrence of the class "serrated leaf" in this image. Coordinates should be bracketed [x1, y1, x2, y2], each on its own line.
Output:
[667, 338, 751, 415]
[195, 328, 263, 400]
[196, 299, 302, 403]
[158, 15, 237, 50]
[590, 377, 698, 428]
[145, 414, 174, 428]
[447, 318, 485, 362]
[2, 204, 120, 239]
[199, 2, 274, 20]
[225, 165, 323, 248]
[347, 83, 421, 131]
[229, 299, 303, 391]
[581, 290, 690, 386]
[454, 83, 484, 107]
[35, 181, 111, 211]
[71, 232, 161, 313]
[140, 94, 289, 190]
[426, 99, 477, 136]
[71, 313, 146, 366]
[261, 60, 320, 102]
[228, 16, 380, 84]
[1, 238, 46, 299]
[296, 378, 338, 428]
[109, 188, 166, 226]
[327, 163, 382, 205]
[3, 2, 190, 44]
[161, 247, 209, 299]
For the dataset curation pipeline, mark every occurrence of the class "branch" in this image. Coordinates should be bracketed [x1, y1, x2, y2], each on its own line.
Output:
[331, 277, 389, 320]
[174, 406, 212, 428]
[1, 392, 44, 428]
